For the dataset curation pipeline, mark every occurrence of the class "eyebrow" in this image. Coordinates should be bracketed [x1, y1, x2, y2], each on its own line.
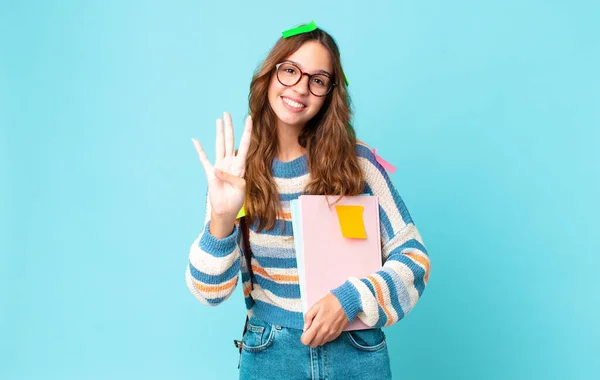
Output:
[287, 60, 332, 77]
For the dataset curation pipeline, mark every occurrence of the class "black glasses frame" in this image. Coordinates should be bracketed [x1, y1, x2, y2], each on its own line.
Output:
[275, 61, 337, 97]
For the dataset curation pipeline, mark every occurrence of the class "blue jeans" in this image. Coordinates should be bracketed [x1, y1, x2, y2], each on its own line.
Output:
[239, 315, 392, 380]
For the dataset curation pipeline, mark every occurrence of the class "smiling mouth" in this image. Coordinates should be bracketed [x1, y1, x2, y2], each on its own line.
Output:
[281, 96, 307, 110]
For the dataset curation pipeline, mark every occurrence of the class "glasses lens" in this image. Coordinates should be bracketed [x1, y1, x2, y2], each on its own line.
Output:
[309, 74, 331, 96]
[277, 63, 301, 86]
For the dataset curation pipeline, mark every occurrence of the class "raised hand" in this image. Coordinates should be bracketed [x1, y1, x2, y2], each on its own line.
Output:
[192, 112, 252, 223]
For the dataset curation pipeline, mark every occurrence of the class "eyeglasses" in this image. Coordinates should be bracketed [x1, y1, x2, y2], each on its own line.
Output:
[275, 61, 336, 97]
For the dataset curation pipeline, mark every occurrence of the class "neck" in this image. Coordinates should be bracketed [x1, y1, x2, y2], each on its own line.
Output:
[276, 120, 306, 162]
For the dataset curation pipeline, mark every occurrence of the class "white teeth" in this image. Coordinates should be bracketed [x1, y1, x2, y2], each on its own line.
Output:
[283, 97, 305, 109]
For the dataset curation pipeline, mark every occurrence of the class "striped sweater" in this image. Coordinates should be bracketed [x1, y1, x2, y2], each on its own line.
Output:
[186, 142, 430, 330]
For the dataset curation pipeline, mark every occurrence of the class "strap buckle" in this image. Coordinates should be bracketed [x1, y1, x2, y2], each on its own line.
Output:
[234, 339, 243, 351]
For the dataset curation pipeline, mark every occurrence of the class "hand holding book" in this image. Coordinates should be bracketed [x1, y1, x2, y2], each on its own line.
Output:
[300, 292, 349, 348]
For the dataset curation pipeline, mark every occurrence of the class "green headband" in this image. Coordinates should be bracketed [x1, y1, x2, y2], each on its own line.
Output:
[282, 20, 318, 38]
[281, 21, 349, 87]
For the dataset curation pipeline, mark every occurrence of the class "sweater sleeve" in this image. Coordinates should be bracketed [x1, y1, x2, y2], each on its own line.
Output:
[330, 144, 431, 328]
[185, 189, 242, 306]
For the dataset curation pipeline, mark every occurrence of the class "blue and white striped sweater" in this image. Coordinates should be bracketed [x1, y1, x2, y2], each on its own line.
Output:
[186, 142, 430, 329]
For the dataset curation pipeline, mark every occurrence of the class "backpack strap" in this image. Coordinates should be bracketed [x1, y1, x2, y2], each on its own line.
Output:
[240, 216, 254, 289]
[234, 216, 253, 357]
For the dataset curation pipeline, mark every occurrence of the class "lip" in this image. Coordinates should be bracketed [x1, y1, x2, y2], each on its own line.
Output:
[281, 96, 307, 112]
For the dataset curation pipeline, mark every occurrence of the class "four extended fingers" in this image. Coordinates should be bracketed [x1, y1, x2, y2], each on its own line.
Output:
[195, 112, 253, 177]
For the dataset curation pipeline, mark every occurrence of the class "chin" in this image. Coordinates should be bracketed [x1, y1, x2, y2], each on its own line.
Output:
[275, 109, 309, 128]
[279, 117, 305, 128]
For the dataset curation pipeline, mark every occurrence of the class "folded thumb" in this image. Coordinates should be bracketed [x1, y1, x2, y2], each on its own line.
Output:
[214, 168, 245, 190]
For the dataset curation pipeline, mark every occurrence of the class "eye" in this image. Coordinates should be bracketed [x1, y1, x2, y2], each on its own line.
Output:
[284, 68, 296, 75]
[312, 76, 328, 87]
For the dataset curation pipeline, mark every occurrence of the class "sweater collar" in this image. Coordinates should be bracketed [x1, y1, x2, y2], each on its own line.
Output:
[271, 152, 309, 178]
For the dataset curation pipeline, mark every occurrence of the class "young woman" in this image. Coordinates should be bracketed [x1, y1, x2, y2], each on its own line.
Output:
[187, 25, 430, 380]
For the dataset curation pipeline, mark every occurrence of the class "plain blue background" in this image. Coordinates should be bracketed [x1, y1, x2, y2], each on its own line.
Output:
[1, 0, 599, 379]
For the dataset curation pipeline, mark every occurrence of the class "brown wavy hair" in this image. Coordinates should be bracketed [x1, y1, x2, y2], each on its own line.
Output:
[245, 27, 364, 232]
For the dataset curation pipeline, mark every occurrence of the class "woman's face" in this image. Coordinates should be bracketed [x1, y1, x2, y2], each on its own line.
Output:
[267, 40, 333, 130]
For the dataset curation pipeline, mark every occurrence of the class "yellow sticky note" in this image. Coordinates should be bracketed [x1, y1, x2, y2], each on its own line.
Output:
[334, 205, 366, 239]
[236, 206, 246, 219]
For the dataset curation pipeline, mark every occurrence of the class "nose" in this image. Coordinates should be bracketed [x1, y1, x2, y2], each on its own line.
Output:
[292, 73, 311, 95]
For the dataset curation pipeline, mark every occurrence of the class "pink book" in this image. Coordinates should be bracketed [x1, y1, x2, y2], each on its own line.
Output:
[290, 195, 382, 331]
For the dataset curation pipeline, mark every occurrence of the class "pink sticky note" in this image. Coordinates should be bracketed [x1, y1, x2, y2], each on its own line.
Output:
[372, 149, 397, 174]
